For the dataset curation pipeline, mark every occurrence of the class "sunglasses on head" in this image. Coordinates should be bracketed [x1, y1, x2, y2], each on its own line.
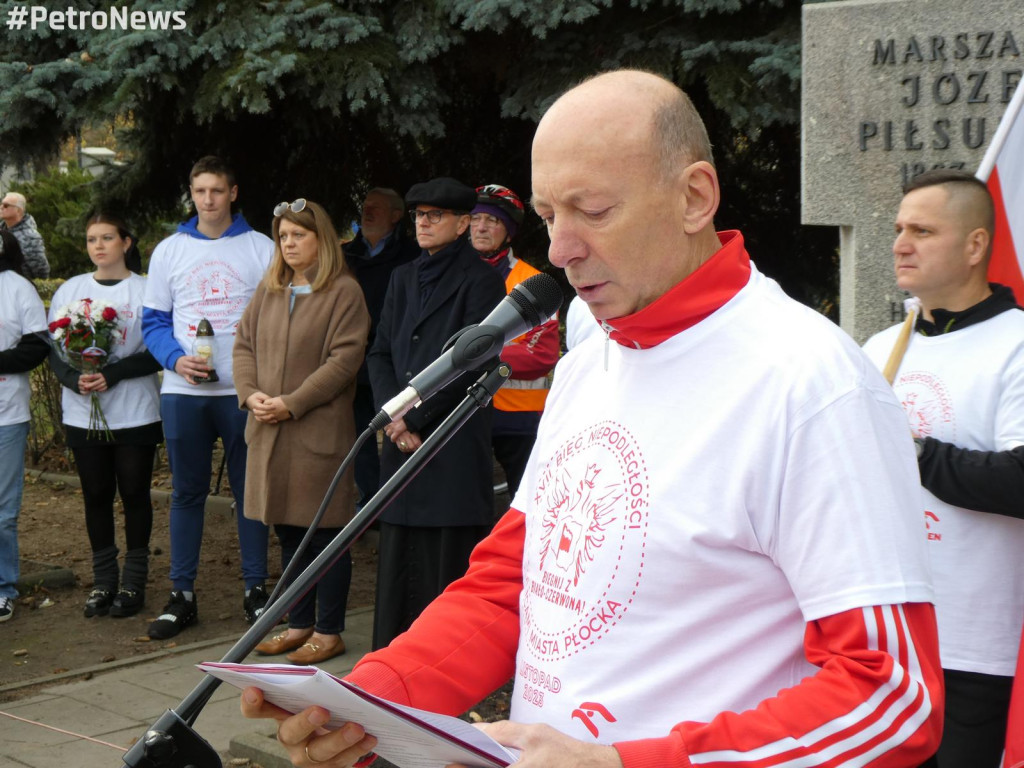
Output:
[273, 198, 307, 217]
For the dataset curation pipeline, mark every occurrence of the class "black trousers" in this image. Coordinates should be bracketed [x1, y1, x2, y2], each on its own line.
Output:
[72, 442, 156, 590]
[492, 434, 536, 500]
[72, 443, 155, 555]
[372, 522, 490, 650]
[918, 667, 1013, 768]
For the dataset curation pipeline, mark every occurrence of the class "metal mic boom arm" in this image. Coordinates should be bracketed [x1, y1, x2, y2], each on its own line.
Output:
[121, 362, 512, 768]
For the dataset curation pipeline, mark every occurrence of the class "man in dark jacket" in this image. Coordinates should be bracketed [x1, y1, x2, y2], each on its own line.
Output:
[343, 188, 418, 505]
[366, 177, 506, 649]
[0, 192, 49, 279]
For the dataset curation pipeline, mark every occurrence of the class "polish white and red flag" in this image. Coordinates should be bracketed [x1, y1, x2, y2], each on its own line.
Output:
[980, 81, 1024, 768]
[977, 80, 1024, 304]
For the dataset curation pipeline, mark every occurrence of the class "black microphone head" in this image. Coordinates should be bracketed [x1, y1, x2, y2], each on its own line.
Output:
[509, 272, 563, 327]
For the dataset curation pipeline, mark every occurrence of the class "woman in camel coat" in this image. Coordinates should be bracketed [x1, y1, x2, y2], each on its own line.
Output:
[234, 198, 369, 665]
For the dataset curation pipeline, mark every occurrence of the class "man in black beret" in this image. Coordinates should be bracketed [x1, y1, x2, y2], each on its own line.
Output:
[366, 176, 507, 649]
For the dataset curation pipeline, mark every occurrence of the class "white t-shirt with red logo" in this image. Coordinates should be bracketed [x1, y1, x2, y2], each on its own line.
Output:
[864, 310, 1024, 676]
[509, 266, 933, 740]
[50, 273, 160, 430]
[144, 230, 272, 395]
[0, 271, 47, 426]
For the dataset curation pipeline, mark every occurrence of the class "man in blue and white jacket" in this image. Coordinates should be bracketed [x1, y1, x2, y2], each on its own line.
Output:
[142, 156, 273, 640]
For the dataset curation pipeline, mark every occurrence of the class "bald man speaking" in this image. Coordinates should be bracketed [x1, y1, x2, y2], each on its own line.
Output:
[243, 70, 942, 767]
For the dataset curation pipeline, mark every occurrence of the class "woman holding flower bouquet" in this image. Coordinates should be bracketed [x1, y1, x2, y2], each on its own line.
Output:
[233, 199, 369, 664]
[48, 213, 162, 618]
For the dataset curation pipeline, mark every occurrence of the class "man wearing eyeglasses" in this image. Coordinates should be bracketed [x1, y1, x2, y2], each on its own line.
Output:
[366, 176, 506, 650]
[0, 192, 49, 279]
[142, 156, 273, 640]
[470, 184, 560, 498]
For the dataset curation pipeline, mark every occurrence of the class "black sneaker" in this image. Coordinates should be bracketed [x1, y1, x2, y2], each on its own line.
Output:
[0, 596, 13, 623]
[110, 587, 145, 618]
[243, 584, 269, 624]
[84, 588, 114, 618]
[147, 591, 197, 639]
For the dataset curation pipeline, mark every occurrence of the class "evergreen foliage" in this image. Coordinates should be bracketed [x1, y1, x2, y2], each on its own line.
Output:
[11, 164, 96, 279]
[1, 0, 836, 312]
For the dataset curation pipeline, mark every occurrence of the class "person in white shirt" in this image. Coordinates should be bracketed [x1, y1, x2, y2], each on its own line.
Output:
[243, 70, 943, 768]
[48, 213, 162, 620]
[863, 168, 1024, 767]
[0, 230, 49, 623]
[565, 294, 602, 350]
[142, 156, 273, 640]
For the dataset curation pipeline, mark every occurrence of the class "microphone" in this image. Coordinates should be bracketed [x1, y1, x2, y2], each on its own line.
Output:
[373, 272, 563, 428]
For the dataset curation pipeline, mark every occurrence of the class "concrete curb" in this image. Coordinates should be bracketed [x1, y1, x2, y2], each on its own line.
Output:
[230, 730, 293, 768]
[0, 631, 245, 696]
[0, 605, 375, 699]
[16, 559, 76, 592]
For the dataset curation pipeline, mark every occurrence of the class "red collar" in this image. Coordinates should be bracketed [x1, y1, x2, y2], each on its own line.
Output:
[480, 246, 510, 268]
[602, 231, 751, 349]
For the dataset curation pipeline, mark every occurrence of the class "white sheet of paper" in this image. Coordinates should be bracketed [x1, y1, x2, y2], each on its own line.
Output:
[199, 662, 518, 768]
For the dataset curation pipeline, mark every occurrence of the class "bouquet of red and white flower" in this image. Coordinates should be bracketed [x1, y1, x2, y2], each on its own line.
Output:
[49, 298, 122, 439]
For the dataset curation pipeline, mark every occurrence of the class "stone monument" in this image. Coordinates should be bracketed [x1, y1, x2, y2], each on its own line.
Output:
[802, 0, 1022, 342]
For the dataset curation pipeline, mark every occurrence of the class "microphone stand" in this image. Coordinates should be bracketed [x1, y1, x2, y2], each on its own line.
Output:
[121, 361, 511, 768]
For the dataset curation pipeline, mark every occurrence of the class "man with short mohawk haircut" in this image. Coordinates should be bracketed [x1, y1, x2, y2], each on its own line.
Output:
[864, 168, 1024, 767]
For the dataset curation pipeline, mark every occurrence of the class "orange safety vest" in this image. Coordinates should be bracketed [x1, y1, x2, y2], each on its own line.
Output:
[495, 259, 552, 413]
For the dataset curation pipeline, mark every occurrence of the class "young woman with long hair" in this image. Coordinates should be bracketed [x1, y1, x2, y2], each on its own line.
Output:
[49, 213, 162, 618]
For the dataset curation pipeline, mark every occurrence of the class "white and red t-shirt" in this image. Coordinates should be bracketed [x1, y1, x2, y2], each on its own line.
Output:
[348, 232, 943, 766]
[0, 271, 47, 426]
[510, 244, 933, 737]
[864, 311, 1024, 676]
[144, 230, 271, 395]
[565, 294, 603, 350]
[50, 273, 160, 431]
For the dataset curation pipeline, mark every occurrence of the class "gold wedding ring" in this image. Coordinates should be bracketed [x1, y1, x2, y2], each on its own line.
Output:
[305, 742, 329, 764]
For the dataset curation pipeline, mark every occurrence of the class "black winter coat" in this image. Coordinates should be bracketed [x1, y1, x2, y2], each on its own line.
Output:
[367, 235, 507, 527]
[344, 229, 419, 387]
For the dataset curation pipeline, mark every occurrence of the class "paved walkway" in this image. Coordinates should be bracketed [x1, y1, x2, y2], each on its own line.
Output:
[0, 606, 375, 768]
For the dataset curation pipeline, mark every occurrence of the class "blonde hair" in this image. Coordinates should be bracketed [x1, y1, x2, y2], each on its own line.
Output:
[266, 200, 349, 292]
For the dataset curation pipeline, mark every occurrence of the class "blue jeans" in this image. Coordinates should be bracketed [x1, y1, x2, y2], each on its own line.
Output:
[0, 421, 30, 599]
[161, 394, 268, 591]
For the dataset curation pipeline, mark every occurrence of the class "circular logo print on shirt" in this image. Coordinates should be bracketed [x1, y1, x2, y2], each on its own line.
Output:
[185, 261, 248, 321]
[894, 370, 956, 443]
[522, 420, 649, 661]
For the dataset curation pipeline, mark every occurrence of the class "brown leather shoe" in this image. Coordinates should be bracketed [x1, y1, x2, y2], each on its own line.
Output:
[254, 629, 313, 656]
[286, 635, 346, 665]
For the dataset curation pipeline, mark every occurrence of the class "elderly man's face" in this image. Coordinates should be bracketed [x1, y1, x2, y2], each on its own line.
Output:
[470, 213, 509, 254]
[361, 192, 401, 244]
[413, 207, 469, 255]
[532, 100, 693, 321]
[0, 197, 22, 226]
